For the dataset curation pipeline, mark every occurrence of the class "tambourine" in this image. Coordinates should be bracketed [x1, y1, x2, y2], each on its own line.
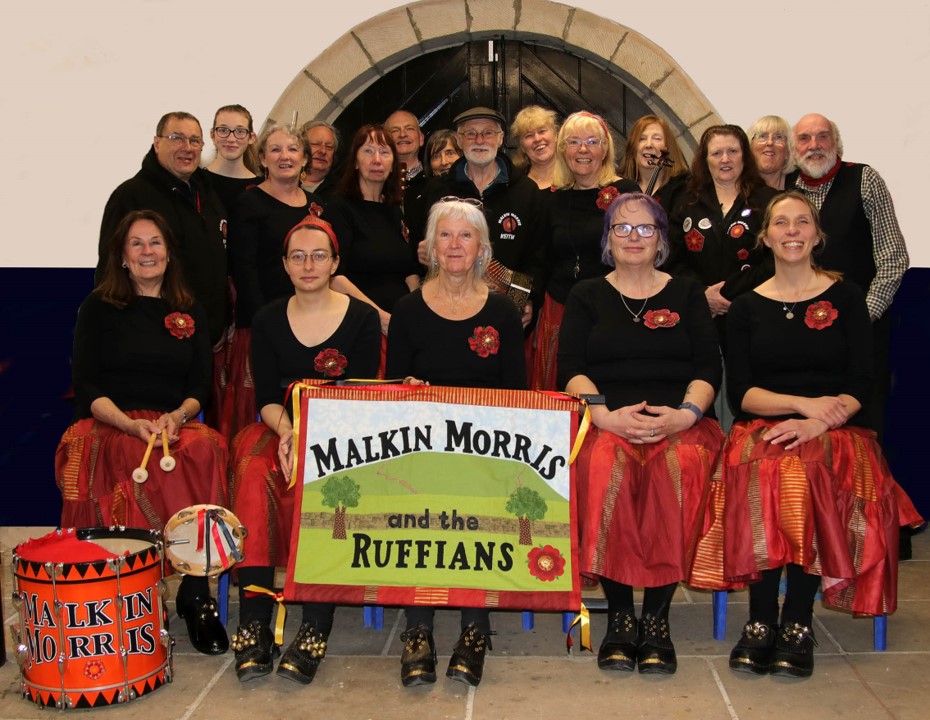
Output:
[163, 505, 246, 576]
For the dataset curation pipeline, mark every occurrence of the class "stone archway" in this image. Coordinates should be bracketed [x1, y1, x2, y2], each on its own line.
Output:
[268, 0, 721, 156]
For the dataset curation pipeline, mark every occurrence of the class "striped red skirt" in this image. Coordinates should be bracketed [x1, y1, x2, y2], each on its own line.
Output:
[576, 418, 725, 588]
[56, 410, 228, 531]
[530, 293, 565, 391]
[692, 419, 923, 615]
[219, 328, 256, 441]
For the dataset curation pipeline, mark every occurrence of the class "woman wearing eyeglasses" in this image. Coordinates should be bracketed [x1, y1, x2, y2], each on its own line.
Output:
[747, 115, 793, 190]
[558, 192, 723, 675]
[230, 217, 380, 685]
[532, 111, 638, 390]
[222, 124, 325, 439]
[204, 104, 260, 214]
[327, 124, 421, 337]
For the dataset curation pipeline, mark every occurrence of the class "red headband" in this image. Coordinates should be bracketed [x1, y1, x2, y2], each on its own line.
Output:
[283, 216, 339, 256]
[569, 111, 610, 143]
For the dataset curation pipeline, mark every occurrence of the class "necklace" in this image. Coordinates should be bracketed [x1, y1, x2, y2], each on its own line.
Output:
[775, 275, 813, 320]
[614, 271, 655, 322]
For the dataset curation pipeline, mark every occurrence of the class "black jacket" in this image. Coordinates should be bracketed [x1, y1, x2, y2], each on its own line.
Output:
[97, 148, 228, 344]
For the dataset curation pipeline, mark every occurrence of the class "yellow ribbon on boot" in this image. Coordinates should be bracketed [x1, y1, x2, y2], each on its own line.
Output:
[243, 585, 287, 646]
[566, 603, 592, 653]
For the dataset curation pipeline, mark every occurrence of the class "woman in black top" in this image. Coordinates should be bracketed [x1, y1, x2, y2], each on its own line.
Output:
[56, 210, 229, 656]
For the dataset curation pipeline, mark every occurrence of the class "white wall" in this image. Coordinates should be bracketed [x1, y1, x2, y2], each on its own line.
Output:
[2, 0, 927, 268]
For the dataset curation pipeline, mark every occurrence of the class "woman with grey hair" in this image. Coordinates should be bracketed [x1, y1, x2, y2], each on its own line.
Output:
[558, 192, 723, 676]
[747, 115, 793, 190]
[386, 198, 526, 688]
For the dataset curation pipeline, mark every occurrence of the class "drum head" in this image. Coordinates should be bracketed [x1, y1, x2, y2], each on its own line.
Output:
[163, 505, 246, 576]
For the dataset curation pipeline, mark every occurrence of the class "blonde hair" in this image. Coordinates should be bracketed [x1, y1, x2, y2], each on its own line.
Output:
[509, 106, 559, 170]
[553, 112, 619, 189]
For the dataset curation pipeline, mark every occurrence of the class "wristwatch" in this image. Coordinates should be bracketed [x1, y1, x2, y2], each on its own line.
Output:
[677, 401, 703, 422]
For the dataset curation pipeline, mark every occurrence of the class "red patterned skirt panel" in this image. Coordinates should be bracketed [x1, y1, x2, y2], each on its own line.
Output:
[576, 418, 725, 588]
[530, 294, 565, 391]
[56, 410, 229, 531]
[219, 328, 256, 441]
[698, 419, 922, 615]
[230, 423, 295, 568]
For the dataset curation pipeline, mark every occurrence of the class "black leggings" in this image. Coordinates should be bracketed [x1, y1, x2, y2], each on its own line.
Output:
[237, 566, 335, 637]
[748, 564, 821, 627]
[404, 606, 491, 633]
[599, 577, 678, 619]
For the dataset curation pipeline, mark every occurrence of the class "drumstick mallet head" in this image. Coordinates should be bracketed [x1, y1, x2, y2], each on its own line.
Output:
[159, 428, 176, 472]
[132, 433, 158, 483]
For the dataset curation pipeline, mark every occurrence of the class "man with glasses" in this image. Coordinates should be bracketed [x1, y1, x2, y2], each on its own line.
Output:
[300, 120, 339, 198]
[97, 111, 228, 347]
[412, 106, 546, 329]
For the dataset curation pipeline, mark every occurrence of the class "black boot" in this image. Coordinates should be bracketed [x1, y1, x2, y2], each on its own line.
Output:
[770, 622, 817, 678]
[597, 610, 638, 672]
[400, 625, 436, 687]
[231, 621, 279, 681]
[277, 623, 328, 685]
[728, 621, 775, 675]
[176, 594, 229, 655]
[637, 614, 677, 674]
[446, 624, 491, 687]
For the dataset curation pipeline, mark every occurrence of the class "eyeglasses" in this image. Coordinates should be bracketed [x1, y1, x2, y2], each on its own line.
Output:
[440, 196, 483, 209]
[753, 132, 787, 145]
[458, 129, 503, 141]
[565, 138, 604, 148]
[158, 133, 204, 149]
[609, 223, 657, 238]
[214, 126, 250, 140]
[286, 250, 334, 265]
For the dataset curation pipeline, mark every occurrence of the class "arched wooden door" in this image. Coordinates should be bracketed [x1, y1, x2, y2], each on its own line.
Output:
[332, 38, 655, 156]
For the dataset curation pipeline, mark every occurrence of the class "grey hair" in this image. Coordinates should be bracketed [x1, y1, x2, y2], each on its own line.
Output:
[422, 200, 491, 286]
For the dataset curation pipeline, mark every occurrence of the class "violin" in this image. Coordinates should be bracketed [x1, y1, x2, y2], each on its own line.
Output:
[644, 149, 674, 196]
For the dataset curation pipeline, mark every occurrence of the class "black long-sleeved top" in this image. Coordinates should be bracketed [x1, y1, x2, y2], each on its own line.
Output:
[72, 293, 211, 419]
[386, 290, 527, 390]
[726, 281, 873, 427]
[557, 276, 721, 411]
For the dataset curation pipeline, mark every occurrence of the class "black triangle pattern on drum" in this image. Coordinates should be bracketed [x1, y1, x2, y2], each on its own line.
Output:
[91, 560, 108, 576]
[72, 562, 91, 579]
[28, 560, 42, 576]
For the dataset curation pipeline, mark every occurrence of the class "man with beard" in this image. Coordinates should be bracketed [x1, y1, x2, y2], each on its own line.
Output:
[411, 107, 546, 329]
[300, 120, 339, 199]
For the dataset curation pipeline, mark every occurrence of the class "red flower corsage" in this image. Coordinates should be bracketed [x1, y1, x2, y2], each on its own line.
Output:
[164, 312, 195, 339]
[685, 229, 704, 252]
[527, 545, 565, 582]
[309, 202, 324, 218]
[804, 301, 838, 330]
[468, 326, 500, 357]
[643, 309, 680, 329]
[737, 248, 749, 261]
[314, 348, 348, 377]
[596, 185, 620, 211]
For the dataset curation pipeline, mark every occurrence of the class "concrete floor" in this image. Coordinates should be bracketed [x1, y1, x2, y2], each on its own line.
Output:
[2, 527, 928, 720]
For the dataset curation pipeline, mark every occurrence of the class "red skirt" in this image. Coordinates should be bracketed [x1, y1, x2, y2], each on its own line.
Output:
[576, 419, 725, 588]
[530, 294, 564, 391]
[56, 410, 229, 531]
[698, 419, 923, 615]
[230, 423, 295, 568]
[219, 328, 256, 440]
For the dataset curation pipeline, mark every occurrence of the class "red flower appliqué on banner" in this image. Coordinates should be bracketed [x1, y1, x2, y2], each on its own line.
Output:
[596, 186, 620, 211]
[643, 309, 680, 329]
[468, 326, 500, 358]
[527, 545, 565, 582]
[164, 312, 195, 339]
[804, 301, 838, 330]
[314, 348, 348, 377]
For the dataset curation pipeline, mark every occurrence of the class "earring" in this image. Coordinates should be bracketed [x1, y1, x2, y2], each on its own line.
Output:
[121, 262, 127, 269]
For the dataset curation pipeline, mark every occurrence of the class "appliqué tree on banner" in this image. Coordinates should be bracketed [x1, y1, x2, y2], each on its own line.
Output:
[284, 384, 584, 611]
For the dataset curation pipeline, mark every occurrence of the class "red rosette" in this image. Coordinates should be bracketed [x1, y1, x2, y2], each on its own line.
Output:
[314, 348, 348, 377]
[685, 229, 704, 252]
[737, 248, 749, 260]
[527, 545, 565, 582]
[164, 312, 195, 339]
[804, 300, 838, 330]
[468, 326, 500, 357]
[596, 185, 620, 211]
[309, 202, 324, 217]
[643, 309, 680, 329]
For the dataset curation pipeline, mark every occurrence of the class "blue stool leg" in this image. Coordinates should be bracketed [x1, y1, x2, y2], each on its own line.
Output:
[873, 614, 887, 652]
[562, 612, 574, 634]
[218, 571, 229, 626]
[373, 605, 384, 630]
[363, 606, 373, 628]
[713, 590, 727, 640]
[521, 611, 535, 630]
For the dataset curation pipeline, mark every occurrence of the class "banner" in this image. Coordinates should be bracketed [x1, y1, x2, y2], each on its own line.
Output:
[284, 384, 583, 611]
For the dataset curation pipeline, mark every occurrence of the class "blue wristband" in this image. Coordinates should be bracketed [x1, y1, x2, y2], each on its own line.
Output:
[678, 401, 703, 422]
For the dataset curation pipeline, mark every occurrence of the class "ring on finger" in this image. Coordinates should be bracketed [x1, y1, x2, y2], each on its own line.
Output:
[649, 428, 656, 437]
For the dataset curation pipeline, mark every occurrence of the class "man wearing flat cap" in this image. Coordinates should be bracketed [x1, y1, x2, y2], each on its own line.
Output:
[411, 106, 546, 329]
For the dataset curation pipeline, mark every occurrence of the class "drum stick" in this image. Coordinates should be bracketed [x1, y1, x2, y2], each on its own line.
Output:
[159, 428, 176, 472]
[132, 433, 158, 484]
